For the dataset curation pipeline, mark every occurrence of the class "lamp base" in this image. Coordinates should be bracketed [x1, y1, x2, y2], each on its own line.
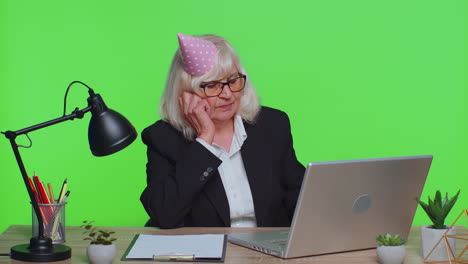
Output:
[10, 237, 71, 262]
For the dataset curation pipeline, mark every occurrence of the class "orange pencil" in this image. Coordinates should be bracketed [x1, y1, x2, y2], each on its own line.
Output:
[47, 183, 55, 203]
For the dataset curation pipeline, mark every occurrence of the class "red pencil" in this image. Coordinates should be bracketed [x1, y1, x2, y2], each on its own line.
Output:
[27, 176, 42, 204]
[33, 174, 53, 225]
[33, 175, 51, 204]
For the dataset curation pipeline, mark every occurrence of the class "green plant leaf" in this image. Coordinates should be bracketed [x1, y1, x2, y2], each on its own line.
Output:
[442, 192, 448, 207]
[416, 198, 437, 225]
[435, 191, 442, 208]
[416, 190, 461, 229]
[80, 220, 116, 245]
[375, 233, 405, 246]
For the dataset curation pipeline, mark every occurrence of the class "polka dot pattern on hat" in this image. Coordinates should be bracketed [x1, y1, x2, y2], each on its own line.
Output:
[177, 33, 218, 76]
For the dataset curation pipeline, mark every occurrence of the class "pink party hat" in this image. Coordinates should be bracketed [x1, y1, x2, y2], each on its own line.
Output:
[177, 33, 218, 76]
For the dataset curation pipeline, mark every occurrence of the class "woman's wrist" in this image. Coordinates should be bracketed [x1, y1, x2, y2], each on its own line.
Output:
[198, 131, 214, 145]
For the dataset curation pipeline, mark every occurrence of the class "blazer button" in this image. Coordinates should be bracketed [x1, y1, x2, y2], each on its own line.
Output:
[200, 171, 209, 181]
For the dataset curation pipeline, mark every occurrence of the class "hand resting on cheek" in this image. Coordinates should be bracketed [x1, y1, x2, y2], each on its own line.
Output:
[179, 91, 215, 144]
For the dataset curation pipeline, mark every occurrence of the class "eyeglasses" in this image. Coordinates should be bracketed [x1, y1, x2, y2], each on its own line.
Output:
[199, 73, 246, 98]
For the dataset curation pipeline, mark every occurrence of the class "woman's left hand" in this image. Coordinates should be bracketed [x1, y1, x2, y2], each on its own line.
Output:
[179, 92, 215, 144]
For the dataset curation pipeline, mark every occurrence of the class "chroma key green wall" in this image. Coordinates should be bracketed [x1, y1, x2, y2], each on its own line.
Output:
[0, 0, 466, 233]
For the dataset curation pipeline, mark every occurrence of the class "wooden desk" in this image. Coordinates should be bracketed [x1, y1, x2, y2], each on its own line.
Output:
[0, 225, 426, 263]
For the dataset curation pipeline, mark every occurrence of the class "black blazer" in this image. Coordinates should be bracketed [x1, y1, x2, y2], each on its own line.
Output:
[140, 106, 305, 229]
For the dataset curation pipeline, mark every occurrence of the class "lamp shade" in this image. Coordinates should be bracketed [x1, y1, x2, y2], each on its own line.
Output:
[87, 92, 137, 156]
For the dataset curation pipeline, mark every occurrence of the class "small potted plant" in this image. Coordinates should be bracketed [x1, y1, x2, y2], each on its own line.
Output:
[376, 233, 406, 264]
[81, 220, 117, 264]
[415, 190, 460, 261]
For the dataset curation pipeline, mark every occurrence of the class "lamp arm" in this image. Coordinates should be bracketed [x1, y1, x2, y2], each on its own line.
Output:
[9, 106, 92, 138]
[1, 105, 92, 239]
[6, 137, 47, 238]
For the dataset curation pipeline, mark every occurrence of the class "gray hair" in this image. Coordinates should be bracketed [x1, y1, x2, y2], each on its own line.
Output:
[159, 34, 261, 140]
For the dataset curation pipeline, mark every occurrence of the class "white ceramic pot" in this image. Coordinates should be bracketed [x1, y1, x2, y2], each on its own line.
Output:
[376, 245, 406, 264]
[87, 244, 117, 264]
[421, 225, 456, 261]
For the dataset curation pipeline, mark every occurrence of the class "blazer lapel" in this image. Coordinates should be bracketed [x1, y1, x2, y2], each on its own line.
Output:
[201, 119, 272, 227]
[241, 121, 271, 227]
[203, 170, 230, 227]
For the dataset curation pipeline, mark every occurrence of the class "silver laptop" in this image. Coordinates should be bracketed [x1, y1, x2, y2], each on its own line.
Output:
[228, 155, 433, 258]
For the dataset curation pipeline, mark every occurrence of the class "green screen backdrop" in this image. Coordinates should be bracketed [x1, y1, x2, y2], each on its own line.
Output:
[1, 0, 466, 233]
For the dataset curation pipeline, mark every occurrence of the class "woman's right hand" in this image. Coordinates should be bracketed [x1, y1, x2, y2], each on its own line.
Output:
[179, 92, 215, 144]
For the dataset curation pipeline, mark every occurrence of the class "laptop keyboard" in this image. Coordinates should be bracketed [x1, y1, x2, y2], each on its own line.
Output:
[266, 239, 288, 248]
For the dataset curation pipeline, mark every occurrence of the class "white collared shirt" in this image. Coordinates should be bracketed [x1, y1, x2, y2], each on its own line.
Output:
[196, 116, 257, 227]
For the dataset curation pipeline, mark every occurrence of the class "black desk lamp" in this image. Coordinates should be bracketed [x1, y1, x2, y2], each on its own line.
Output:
[1, 81, 137, 262]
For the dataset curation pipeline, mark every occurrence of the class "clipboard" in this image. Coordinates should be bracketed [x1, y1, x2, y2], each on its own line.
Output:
[121, 234, 227, 262]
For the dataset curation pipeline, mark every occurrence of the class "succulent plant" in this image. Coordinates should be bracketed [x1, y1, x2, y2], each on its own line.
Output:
[415, 190, 460, 229]
[80, 220, 116, 245]
[376, 233, 406, 246]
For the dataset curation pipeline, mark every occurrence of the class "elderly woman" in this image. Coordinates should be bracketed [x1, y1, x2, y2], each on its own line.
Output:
[141, 33, 305, 229]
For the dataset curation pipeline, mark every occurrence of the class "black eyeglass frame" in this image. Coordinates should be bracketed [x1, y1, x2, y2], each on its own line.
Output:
[199, 73, 247, 98]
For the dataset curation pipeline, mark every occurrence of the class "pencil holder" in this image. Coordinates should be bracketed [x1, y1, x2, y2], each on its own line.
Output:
[31, 201, 67, 244]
